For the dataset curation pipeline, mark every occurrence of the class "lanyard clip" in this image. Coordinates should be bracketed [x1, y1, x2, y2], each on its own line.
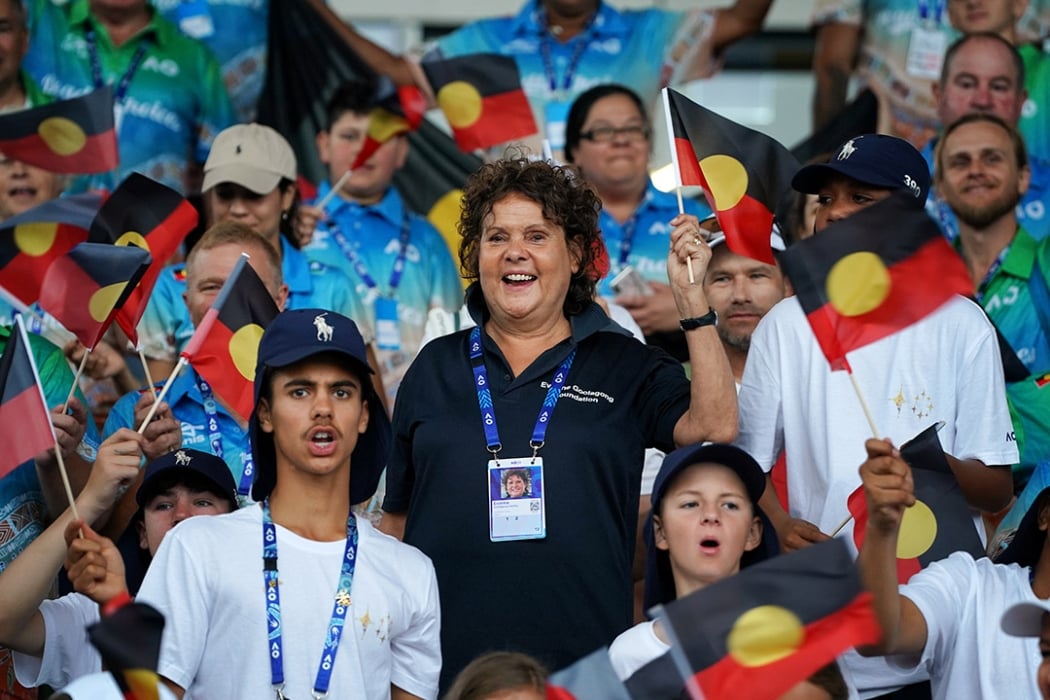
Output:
[529, 441, 544, 464]
[274, 684, 287, 700]
[488, 444, 503, 466]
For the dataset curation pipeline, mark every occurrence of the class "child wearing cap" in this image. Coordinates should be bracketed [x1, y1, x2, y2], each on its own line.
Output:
[607, 443, 849, 699]
[137, 308, 441, 699]
[0, 437, 237, 691]
[1001, 597, 1050, 700]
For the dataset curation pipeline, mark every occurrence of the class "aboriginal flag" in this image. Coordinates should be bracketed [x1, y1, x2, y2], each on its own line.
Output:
[88, 600, 165, 700]
[663, 88, 798, 265]
[38, 242, 151, 349]
[0, 316, 54, 480]
[351, 82, 427, 171]
[779, 191, 972, 371]
[181, 254, 278, 420]
[88, 174, 197, 345]
[654, 538, 880, 700]
[0, 193, 102, 305]
[546, 648, 633, 700]
[0, 88, 118, 174]
[423, 54, 537, 152]
[847, 423, 986, 584]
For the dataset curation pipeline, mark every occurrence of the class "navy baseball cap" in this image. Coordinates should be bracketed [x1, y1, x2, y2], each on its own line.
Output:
[249, 308, 391, 504]
[136, 448, 237, 509]
[644, 443, 780, 611]
[791, 134, 930, 202]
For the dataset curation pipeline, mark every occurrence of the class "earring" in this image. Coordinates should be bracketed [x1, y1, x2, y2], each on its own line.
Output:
[281, 210, 289, 221]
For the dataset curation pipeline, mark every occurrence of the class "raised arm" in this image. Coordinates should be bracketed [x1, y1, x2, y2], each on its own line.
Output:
[303, 0, 417, 85]
[710, 0, 774, 53]
[34, 397, 92, 519]
[812, 21, 861, 130]
[946, 454, 1012, 513]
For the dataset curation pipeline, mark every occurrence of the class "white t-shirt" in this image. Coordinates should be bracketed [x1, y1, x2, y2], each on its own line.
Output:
[608, 620, 668, 681]
[736, 295, 1018, 542]
[892, 552, 1042, 699]
[13, 593, 100, 689]
[137, 506, 441, 700]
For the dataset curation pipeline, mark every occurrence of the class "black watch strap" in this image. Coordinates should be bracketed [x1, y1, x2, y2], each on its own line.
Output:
[679, 309, 718, 331]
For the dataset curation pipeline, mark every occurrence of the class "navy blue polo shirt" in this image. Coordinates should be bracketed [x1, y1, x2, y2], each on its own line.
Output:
[385, 287, 691, 686]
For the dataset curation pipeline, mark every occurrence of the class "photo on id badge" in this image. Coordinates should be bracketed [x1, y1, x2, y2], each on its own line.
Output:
[488, 458, 545, 542]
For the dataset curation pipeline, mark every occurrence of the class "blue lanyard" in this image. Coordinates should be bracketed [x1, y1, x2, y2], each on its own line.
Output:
[469, 326, 575, 461]
[86, 29, 149, 104]
[262, 500, 358, 699]
[616, 214, 639, 268]
[917, 0, 946, 24]
[975, 245, 1010, 303]
[538, 7, 598, 94]
[197, 374, 254, 497]
[325, 210, 411, 296]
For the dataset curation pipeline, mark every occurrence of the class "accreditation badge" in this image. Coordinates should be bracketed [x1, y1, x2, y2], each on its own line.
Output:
[906, 27, 947, 79]
[488, 457, 546, 542]
[374, 297, 401, 351]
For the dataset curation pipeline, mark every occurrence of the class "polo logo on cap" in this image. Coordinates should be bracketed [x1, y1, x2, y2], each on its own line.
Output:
[314, 312, 334, 342]
[837, 139, 857, 161]
[174, 450, 192, 466]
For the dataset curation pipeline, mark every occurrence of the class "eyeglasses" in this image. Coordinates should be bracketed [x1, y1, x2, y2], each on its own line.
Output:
[579, 125, 651, 143]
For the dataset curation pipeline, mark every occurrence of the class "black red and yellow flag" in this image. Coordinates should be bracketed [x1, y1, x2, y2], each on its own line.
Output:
[0, 193, 101, 305]
[779, 191, 973, 371]
[180, 254, 278, 420]
[88, 173, 197, 345]
[423, 54, 538, 152]
[0, 88, 118, 174]
[546, 648, 633, 700]
[664, 88, 798, 265]
[0, 316, 54, 480]
[351, 82, 427, 171]
[88, 599, 165, 700]
[847, 423, 985, 584]
[654, 538, 880, 700]
[38, 242, 151, 349]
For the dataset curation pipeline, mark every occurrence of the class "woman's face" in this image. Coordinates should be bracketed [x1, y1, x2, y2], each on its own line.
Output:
[478, 193, 580, 329]
[206, 182, 294, 242]
[505, 474, 526, 498]
[569, 92, 650, 197]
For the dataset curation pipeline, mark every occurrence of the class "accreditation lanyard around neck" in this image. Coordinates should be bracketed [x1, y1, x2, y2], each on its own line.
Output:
[262, 499, 358, 700]
[616, 214, 639, 268]
[469, 326, 576, 462]
[326, 209, 411, 296]
[539, 7, 598, 95]
[86, 29, 149, 103]
[197, 373, 254, 497]
[917, 0, 945, 24]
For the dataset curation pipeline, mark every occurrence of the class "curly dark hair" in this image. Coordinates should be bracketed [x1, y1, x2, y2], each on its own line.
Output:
[458, 157, 602, 317]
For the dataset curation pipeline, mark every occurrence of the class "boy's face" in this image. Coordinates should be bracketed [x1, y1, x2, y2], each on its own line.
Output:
[138, 483, 233, 556]
[256, 356, 370, 484]
[654, 462, 762, 593]
[813, 175, 894, 233]
[316, 110, 408, 206]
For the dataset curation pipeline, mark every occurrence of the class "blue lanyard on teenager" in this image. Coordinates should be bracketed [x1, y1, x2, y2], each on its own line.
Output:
[86, 29, 149, 103]
[262, 499, 358, 700]
[326, 210, 411, 296]
[469, 326, 575, 462]
[197, 374, 254, 497]
[539, 8, 598, 95]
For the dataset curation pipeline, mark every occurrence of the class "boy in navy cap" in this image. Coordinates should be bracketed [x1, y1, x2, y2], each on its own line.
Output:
[137, 309, 441, 700]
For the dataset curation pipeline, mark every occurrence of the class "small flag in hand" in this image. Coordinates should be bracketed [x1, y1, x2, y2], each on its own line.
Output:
[88, 601, 165, 700]
[0, 193, 102, 305]
[847, 422, 985, 583]
[88, 173, 197, 345]
[546, 648, 633, 700]
[663, 88, 798, 265]
[0, 88, 118, 174]
[351, 82, 427, 171]
[779, 191, 973, 371]
[654, 538, 880, 700]
[0, 316, 55, 480]
[38, 242, 151, 349]
[423, 54, 537, 151]
[181, 254, 278, 420]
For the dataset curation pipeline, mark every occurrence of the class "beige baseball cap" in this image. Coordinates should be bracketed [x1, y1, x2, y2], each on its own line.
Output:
[202, 123, 297, 195]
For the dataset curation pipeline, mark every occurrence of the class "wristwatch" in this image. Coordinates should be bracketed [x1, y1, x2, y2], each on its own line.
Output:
[679, 309, 718, 331]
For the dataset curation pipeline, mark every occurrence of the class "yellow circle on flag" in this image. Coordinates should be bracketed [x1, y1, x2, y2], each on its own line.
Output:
[115, 230, 150, 252]
[89, 282, 128, 322]
[38, 117, 87, 156]
[229, 323, 265, 380]
[369, 111, 409, 142]
[14, 221, 58, 256]
[697, 155, 748, 211]
[826, 252, 891, 316]
[897, 499, 937, 559]
[437, 81, 483, 129]
[726, 605, 805, 667]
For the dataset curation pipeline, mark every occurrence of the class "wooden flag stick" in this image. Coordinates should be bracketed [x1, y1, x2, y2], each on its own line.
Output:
[829, 513, 852, 538]
[136, 357, 186, 434]
[51, 436, 81, 524]
[675, 186, 695, 285]
[61, 349, 90, 414]
[829, 360, 881, 538]
[138, 347, 157, 399]
[314, 169, 352, 212]
[661, 89, 695, 285]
